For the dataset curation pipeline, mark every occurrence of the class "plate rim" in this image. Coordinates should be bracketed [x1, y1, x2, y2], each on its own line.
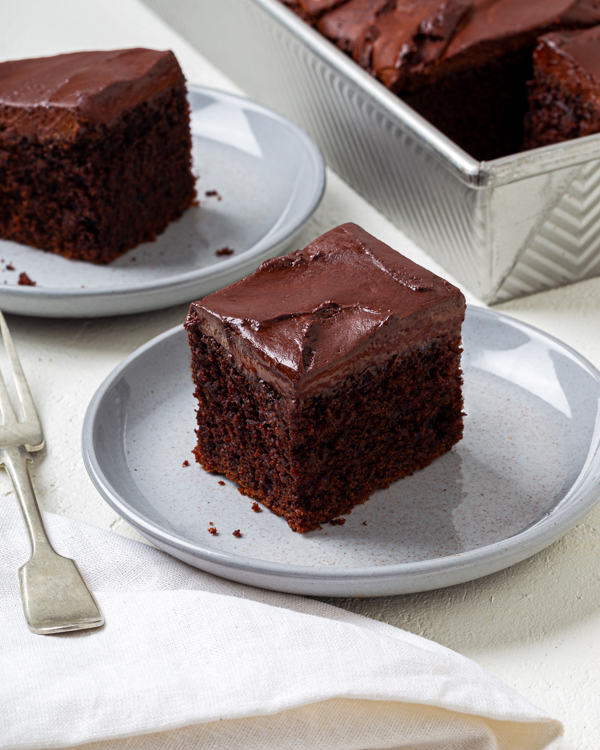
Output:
[0, 85, 326, 310]
[82, 306, 600, 591]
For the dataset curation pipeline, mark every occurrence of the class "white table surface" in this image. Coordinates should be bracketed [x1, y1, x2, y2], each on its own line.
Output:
[3, 0, 600, 747]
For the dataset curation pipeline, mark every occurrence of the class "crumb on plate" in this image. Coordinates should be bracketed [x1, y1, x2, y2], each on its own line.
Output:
[18, 272, 36, 286]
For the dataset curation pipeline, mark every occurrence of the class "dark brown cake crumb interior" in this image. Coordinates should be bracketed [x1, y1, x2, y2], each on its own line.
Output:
[187, 328, 463, 531]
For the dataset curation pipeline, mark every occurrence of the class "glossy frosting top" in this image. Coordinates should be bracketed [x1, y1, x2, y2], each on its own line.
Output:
[187, 223, 465, 399]
[540, 25, 600, 83]
[0, 48, 183, 141]
[297, 0, 344, 15]
[318, 0, 395, 55]
[318, 0, 600, 91]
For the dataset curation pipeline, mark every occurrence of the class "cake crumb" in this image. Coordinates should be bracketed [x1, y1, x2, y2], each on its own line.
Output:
[218, 480, 225, 486]
[208, 527, 217, 536]
[251, 502, 261, 512]
[131, 256, 136, 261]
[330, 517, 346, 526]
[205, 189, 219, 198]
[6, 263, 15, 271]
[18, 272, 36, 286]
[182, 460, 190, 467]
[232, 529, 242, 538]
[216, 247, 235, 257]
[362, 521, 368, 526]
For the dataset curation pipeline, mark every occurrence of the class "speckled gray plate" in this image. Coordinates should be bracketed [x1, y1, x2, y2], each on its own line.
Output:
[0, 86, 325, 318]
[82, 306, 600, 596]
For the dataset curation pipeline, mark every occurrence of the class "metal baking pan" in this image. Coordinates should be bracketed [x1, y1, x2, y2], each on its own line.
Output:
[143, 0, 600, 303]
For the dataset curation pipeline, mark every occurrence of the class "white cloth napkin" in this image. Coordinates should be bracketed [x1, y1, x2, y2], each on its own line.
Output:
[0, 502, 562, 750]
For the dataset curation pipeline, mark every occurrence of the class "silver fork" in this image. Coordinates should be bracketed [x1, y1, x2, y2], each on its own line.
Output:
[0, 312, 104, 634]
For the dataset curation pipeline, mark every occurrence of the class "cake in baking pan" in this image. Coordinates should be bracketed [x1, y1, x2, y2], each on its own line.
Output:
[185, 223, 466, 532]
[283, 0, 600, 159]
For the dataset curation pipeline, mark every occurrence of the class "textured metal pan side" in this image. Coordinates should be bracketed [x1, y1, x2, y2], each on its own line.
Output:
[144, 0, 600, 302]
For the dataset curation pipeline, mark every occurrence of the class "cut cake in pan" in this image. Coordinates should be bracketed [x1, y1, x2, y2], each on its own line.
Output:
[288, 0, 600, 159]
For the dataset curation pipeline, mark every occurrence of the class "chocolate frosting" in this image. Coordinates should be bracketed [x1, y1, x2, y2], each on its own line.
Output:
[318, 0, 395, 54]
[364, 0, 473, 89]
[297, 0, 346, 15]
[445, 0, 597, 59]
[186, 223, 465, 399]
[318, 0, 600, 92]
[540, 25, 600, 83]
[0, 48, 183, 143]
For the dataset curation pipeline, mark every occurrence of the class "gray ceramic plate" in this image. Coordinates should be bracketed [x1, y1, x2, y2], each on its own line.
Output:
[82, 306, 600, 596]
[0, 86, 325, 318]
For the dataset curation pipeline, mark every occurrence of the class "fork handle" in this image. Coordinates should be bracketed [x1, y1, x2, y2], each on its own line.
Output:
[1, 445, 55, 556]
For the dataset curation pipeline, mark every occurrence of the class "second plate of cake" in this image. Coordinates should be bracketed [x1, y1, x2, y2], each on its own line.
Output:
[0, 85, 325, 318]
[83, 306, 600, 597]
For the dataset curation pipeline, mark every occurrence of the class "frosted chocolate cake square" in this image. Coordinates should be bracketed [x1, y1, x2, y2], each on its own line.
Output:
[0, 48, 195, 263]
[185, 223, 466, 532]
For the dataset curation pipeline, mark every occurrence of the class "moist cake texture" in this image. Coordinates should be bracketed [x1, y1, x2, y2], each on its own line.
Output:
[185, 223, 466, 533]
[0, 48, 196, 263]
[524, 26, 600, 149]
[283, 0, 600, 159]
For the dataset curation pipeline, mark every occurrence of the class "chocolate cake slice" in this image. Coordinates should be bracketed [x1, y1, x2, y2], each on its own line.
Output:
[185, 223, 466, 533]
[524, 25, 600, 149]
[0, 48, 195, 264]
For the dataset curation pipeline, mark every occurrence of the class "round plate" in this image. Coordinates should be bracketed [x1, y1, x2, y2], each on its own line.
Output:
[0, 86, 325, 318]
[82, 306, 600, 597]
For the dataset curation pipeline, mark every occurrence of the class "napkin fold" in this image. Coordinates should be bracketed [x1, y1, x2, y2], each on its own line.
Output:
[0, 503, 562, 750]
